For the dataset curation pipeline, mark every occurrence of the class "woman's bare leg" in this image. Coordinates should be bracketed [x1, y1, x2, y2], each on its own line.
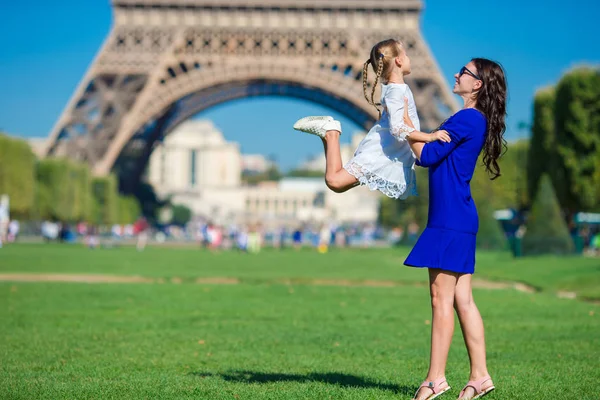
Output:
[454, 273, 493, 399]
[414, 269, 457, 400]
[322, 130, 358, 193]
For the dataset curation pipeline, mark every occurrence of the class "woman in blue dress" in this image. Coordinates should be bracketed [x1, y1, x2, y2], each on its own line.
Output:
[403, 58, 508, 400]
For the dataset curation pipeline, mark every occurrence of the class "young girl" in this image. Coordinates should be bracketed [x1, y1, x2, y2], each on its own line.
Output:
[293, 39, 450, 199]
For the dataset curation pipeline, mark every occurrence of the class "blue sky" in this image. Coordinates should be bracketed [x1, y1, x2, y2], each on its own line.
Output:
[1, 0, 598, 171]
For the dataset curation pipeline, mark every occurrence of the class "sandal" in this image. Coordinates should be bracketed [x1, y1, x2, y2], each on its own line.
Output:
[458, 375, 495, 399]
[412, 377, 451, 400]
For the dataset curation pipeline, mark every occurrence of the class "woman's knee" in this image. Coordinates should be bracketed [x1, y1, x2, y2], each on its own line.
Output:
[454, 292, 474, 313]
[430, 288, 454, 313]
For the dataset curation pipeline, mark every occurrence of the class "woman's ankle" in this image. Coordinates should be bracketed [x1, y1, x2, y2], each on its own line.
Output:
[468, 369, 490, 380]
[424, 373, 446, 382]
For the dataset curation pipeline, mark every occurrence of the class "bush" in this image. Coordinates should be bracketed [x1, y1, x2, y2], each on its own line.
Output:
[522, 175, 574, 255]
[476, 201, 507, 250]
[36, 159, 91, 222]
[0, 134, 36, 218]
[92, 175, 118, 225]
[117, 196, 141, 225]
[171, 204, 192, 226]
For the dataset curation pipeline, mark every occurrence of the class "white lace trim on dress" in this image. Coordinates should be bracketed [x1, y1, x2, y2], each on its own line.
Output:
[344, 160, 416, 199]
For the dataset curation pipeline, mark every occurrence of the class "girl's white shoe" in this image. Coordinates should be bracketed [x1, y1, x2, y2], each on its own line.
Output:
[293, 116, 342, 138]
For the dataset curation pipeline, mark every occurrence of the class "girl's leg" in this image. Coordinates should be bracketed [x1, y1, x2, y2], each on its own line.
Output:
[454, 273, 493, 399]
[322, 130, 358, 193]
[414, 268, 457, 400]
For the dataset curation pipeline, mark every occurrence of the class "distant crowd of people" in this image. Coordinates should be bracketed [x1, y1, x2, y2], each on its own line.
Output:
[187, 219, 402, 253]
[0, 213, 411, 253]
[3, 215, 600, 257]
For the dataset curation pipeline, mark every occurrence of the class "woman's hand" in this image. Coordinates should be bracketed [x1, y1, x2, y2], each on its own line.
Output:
[403, 97, 416, 129]
[429, 130, 451, 143]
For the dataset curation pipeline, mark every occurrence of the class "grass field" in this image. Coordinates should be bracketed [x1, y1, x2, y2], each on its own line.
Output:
[1, 244, 599, 399]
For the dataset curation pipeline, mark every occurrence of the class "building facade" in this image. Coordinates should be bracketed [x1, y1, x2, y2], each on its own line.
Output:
[147, 120, 379, 226]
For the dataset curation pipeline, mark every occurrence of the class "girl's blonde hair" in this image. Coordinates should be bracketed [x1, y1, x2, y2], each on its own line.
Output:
[362, 39, 404, 117]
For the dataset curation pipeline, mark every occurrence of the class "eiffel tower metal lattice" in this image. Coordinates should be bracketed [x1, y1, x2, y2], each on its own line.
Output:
[45, 0, 457, 189]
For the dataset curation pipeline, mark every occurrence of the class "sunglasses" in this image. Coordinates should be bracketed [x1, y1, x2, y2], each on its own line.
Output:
[459, 66, 482, 81]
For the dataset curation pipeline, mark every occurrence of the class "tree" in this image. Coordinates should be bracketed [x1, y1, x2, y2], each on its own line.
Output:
[242, 166, 282, 184]
[36, 159, 86, 222]
[92, 175, 118, 225]
[117, 196, 141, 224]
[171, 204, 192, 226]
[0, 134, 36, 218]
[132, 182, 166, 224]
[72, 164, 93, 222]
[553, 67, 600, 213]
[378, 167, 429, 230]
[527, 88, 556, 204]
[472, 140, 529, 212]
[476, 199, 507, 250]
[500, 140, 529, 209]
[286, 169, 323, 178]
[522, 175, 574, 255]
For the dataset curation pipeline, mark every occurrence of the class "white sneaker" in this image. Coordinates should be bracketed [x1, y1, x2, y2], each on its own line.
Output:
[293, 116, 342, 138]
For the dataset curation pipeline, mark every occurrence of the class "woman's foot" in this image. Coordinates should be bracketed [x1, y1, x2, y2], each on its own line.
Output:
[413, 377, 451, 400]
[293, 116, 342, 138]
[457, 375, 495, 400]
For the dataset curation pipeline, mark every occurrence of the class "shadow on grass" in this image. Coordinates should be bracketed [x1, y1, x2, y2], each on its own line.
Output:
[192, 370, 415, 395]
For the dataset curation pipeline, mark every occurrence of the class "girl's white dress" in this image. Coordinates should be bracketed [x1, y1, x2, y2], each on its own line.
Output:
[344, 83, 420, 199]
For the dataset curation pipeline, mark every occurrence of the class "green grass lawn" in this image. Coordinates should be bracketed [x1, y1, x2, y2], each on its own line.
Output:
[2, 244, 599, 299]
[0, 244, 599, 399]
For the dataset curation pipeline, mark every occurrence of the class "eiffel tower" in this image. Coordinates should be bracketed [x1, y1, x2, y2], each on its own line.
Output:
[45, 0, 457, 191]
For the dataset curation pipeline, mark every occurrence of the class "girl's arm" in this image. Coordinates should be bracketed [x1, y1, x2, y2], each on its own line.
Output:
[408, 137, 426, 161]
[400, 97, 448, 160]
[408, 130, 450, 143]
[386, 88, 450, 144]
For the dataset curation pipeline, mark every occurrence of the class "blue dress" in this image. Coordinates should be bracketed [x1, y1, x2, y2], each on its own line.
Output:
[404, 108, 487, 274]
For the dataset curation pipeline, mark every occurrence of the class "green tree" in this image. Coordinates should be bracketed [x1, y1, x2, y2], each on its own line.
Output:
[117, 196, 141, 224]
[133, 182, 166, 224]
[171, 204, 192, 226]
[242, 166, 282, 184]
[476, 199, 507, 250]
[378, 196, 401, 228]
[36, 159, 78, 221]
[72, 164, 93, 222]
[0, 134, 36, 218]
[522, 175, 574, 255]
[527, 88, 556, 204]
[501, 140, 529, 209]
[553, 67, 600, 213]
[377, 167, 429, 230]
[286, 169, 323, 178]
[471, 140, 528, 212]
[92, 175, 118, 225]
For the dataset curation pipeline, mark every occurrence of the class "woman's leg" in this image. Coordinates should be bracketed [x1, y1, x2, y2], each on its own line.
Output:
[454, 273, 494, 399]
[321, 130, 358, 193]
[414, 269, 457, 400]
